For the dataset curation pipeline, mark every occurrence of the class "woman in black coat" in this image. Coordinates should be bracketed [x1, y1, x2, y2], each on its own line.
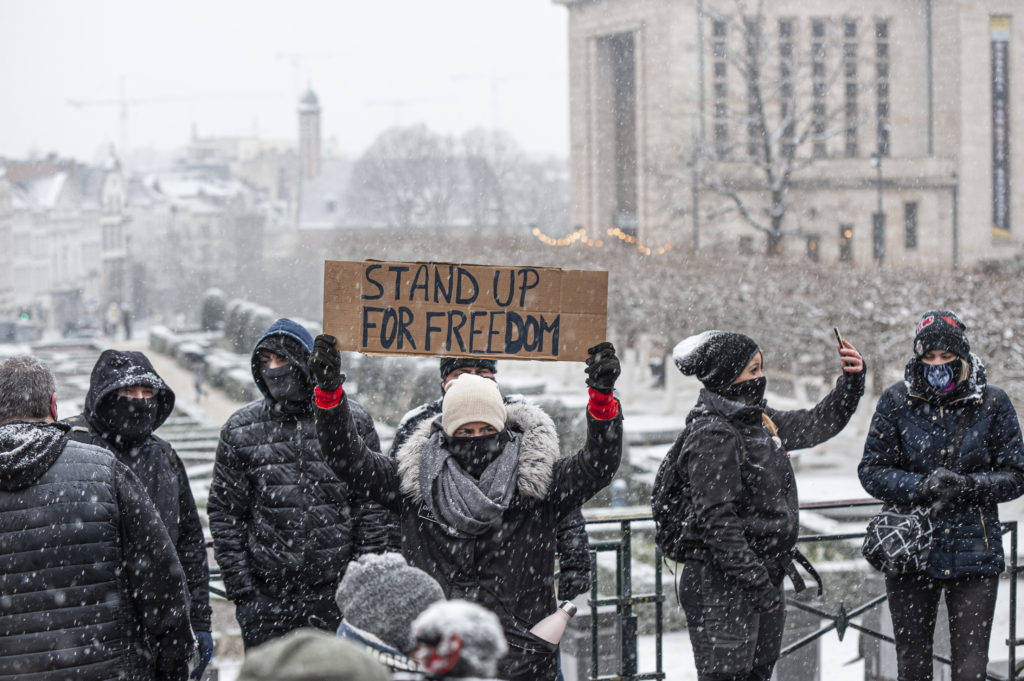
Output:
[859, 310, 1024, 681]
[308, 336, 623, 681]
[667, 330, 864, 681]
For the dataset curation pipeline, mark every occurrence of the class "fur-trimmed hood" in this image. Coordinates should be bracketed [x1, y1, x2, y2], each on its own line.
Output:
[396, 401, 560, 504]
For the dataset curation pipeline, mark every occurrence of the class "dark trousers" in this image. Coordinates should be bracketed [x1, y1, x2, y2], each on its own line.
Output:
[885, 573, 999, 681]
[679, 560, 786, 681]
[235, 591, 342, 650]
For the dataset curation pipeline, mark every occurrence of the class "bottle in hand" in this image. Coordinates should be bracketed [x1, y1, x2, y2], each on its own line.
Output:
[529, 601, 578, 645]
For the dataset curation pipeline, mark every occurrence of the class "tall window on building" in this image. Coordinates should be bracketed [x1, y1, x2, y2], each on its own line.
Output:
[712, 19, 729, 157]
[779, 18, 796, 158]
[811, 19, 827, 158]
[744, 18, 762, 159]
[610, 33, 637, 234]
[904, 202, 918, 249]
[875, 20, 891, 156]
[839, 224, 853, 262]
[843, 19, 858, 157]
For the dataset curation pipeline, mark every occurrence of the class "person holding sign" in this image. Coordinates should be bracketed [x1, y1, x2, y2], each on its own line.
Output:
[378, 357, 592, 603]
[309, 336, 623, 681]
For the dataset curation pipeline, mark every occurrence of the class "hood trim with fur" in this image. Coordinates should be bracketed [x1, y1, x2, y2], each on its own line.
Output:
[396, 401, 560, 504]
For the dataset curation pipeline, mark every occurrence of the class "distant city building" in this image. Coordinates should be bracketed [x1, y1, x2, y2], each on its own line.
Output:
[299, 87, 323, 180]
[555, 0, 1023, 268]
[0, 155, 126, 331]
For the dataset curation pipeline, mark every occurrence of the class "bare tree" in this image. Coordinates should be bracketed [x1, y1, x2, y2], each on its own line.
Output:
[348, 125, 460, 228]
[697, 0, 870, 254]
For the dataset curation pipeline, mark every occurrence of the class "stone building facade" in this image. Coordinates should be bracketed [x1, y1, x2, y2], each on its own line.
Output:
[556, 0, 1023, 268]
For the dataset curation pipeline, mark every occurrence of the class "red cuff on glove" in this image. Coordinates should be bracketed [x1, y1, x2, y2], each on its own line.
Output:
[587, 388, 619, 420]
[314, 385, 344, 409]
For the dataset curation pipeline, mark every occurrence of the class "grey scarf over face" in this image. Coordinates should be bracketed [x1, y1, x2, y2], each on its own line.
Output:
[419, 430, 520, 537]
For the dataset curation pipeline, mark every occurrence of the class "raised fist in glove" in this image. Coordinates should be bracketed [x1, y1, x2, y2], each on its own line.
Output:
[308, 334, 345, 392]
[914, 467, 966, 504]
[585, 342, 620, 394]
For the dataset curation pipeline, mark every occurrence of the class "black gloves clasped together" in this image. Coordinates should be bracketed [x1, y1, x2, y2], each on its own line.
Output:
[914, 467, 974, 506]
[309, 334, 346, 392]
[585, 342, 621, 395]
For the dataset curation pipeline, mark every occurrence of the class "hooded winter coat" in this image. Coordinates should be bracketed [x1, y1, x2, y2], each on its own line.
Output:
[208, 321, 383, 602]
[0, 420, 194, 681]
[66, 349, 211, 633]
[378, 396, 592, 599]
[315, 394, 622, 680]
[859, 356, 1024, 578]
[669, 370, 864, 604]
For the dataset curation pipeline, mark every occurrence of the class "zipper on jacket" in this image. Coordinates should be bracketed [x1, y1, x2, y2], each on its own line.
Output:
[979, 507, 990, 551]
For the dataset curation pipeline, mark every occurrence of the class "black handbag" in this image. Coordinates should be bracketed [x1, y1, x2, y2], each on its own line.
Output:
[862, 401, 978, 574]
[862, 504, 935, 573]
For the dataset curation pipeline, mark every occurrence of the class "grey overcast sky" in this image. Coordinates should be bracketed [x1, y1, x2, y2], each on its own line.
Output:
[0, 1, 569, 164]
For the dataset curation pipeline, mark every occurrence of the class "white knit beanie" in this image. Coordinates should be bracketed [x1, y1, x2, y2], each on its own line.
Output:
[441, 373, 507, 437]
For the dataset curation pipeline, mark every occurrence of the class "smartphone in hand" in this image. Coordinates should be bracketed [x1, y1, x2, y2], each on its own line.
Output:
[833, 327, 844, 350]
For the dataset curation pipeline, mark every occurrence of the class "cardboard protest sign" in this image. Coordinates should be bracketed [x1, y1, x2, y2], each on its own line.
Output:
[323, 260, 607, 361]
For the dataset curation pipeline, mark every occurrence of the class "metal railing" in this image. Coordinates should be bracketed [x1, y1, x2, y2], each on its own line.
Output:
[580, 501, 1023, 681]
[206, 500, 1023, 681]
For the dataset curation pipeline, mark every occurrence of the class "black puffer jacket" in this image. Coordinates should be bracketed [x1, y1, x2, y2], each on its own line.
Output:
[0, 421, 194, 681]
[672, 370, 863, 603]
[66, 349, 211, 632]
[378, 396, 592, 599]
[208, 367, 381, 602]
[316, 395, 622, 677]
[859, 357, 1024, 579]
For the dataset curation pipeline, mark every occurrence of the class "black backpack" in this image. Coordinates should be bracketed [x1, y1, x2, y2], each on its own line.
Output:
[651, 417, 747, 562]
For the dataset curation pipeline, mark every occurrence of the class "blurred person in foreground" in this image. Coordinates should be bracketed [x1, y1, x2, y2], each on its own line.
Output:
[335, 552, 446, 674]
[0, 355, 194, 680]
[237, 628, 390, 681]
[66, 349, 213, 678]
[406, 600, 509, 680]
[208, 318, 384, 649]
[663, 330, 864, 681]
[859, 310, 1024, 681]
[309, 336, 623, 681]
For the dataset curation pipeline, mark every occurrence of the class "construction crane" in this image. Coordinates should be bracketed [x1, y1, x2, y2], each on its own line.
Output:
[275, 52, 347, 96]
[66, 76, 279, 172]
[366, 97, 448, 127]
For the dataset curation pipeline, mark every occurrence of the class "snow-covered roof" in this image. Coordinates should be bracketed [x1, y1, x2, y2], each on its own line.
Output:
[20, 172, 68, 211]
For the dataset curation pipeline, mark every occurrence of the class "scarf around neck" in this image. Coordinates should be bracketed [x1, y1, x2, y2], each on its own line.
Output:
[419, 428, 520, 537]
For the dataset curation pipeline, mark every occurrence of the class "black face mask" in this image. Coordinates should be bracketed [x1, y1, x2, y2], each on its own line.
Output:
[446, 431, 506, 477]
[262, 363, 311, 410]
[717, 376, 767, 407]
[97, 394, 158, 447]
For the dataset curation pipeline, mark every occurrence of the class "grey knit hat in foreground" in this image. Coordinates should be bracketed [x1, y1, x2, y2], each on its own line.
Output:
[237, 628, 390, 681]
[335, 552, 445, 654]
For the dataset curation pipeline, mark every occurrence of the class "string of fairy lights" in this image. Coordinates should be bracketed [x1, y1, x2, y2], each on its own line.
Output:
[531, 226, 674, 256]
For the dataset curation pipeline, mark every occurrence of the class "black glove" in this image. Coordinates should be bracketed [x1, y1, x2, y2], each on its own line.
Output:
[190, 631, 214, 680]
[308, 334, 345, 392]
[585, 342, 620, 394]
[913, 467, 963, 504]
[753, 584, 782, 614]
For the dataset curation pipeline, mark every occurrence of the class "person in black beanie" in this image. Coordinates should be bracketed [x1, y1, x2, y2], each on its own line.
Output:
[859, 310, 1024, 681]
[658, 329, 864, 681]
